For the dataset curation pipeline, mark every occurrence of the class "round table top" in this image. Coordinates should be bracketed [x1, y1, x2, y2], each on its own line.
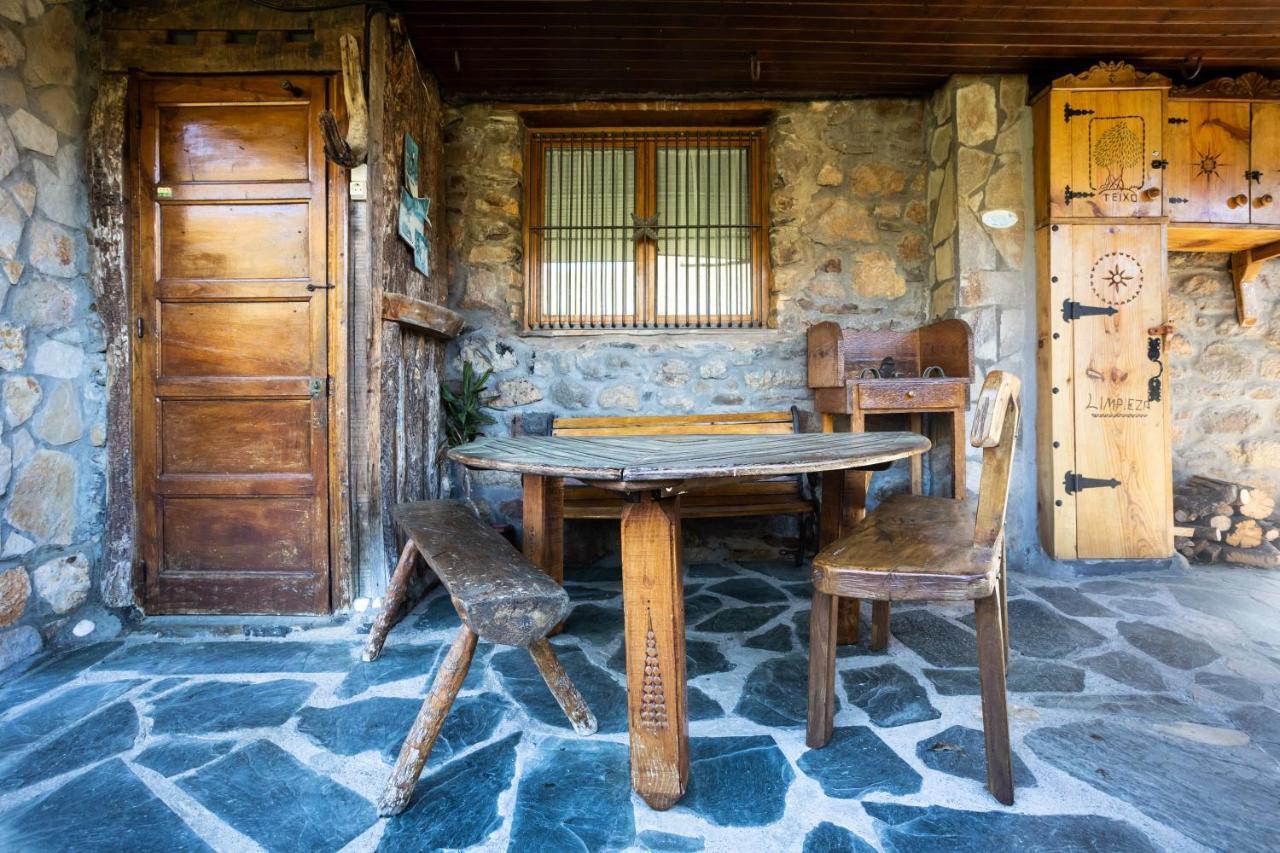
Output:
[447, 431, 931, 484]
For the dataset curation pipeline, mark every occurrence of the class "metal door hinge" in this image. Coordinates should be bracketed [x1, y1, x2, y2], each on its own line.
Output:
[1063, 103, 1094, 122]
[309, 377, 328, 397]
[1064, 185, 1095, 202]
[1064, 471, 1121, 494]
[136, 317, 145, 338]
[1062, 299, 1119, 322]
[1168, 116, 1189, 125]
[1167, 196, 1189, 204]
[1151, 158, 1168, 169]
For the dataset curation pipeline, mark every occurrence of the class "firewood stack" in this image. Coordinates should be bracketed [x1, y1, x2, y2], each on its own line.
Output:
[1174, 475, 1280, 568]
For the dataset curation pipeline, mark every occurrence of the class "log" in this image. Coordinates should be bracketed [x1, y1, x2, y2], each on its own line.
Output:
[1220, 542, 1280, 569]
[1226, 519, 1263, 548]
[1185, 475, 1240, 504]
[1209, 515, 1233, 532]
[1240, 494, 1276, 521]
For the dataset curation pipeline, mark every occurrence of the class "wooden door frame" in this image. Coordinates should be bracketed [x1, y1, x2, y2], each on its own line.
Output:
[110, 71, 352, 613]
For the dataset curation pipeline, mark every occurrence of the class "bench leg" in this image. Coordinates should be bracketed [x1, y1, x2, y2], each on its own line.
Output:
[363, 540, 418, 663]
[378, 624, 477, 816]
[869, 600, 891, 651]
[806, 589, 838, 748]
[527, 637, 598, 736]
[974, 592, 1014, 805]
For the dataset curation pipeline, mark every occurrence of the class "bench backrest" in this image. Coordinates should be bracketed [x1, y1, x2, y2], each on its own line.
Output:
[807, 319, 973, 388]
[393, 501, 569, 647]
[553, 408, 800, 437]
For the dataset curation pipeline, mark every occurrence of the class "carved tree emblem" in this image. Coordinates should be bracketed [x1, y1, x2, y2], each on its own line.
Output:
[1090, 251, 1145, 307]
[638, 619, 668, 729]
[1091, 120, 1144, 192]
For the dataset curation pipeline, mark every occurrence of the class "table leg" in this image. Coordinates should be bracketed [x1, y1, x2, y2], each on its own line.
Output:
[822, 469, 872, 645]
[522, 474, 564, 584]
[620, 492, 689, 810]
[908, 413, 924, 495]
[951, 408, 967, 498]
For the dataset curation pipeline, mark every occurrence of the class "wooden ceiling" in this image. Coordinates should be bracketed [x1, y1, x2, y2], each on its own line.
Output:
[389, 1, 1280, 101]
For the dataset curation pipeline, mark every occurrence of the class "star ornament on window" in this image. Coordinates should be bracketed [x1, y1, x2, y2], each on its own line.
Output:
[631, 213, 659, 242]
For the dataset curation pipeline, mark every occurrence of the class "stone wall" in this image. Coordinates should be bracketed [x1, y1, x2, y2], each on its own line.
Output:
[0, 1, 115, 670]
[443, 100, 933, 561]
[1168, 253, 1280, 497]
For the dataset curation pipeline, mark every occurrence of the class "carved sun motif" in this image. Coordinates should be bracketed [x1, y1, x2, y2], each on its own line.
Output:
[1091, 251, 1145, 307]
[1194, 147, 1224, 184]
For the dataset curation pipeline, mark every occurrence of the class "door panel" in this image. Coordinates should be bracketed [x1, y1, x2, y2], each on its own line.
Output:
[1068, 223, 1171, 558]
[1165, 100, 1251, 224]
[1251, 103, 1280, 225]
[1049, 89, 1164, 219]
[136, 75, 331, 614]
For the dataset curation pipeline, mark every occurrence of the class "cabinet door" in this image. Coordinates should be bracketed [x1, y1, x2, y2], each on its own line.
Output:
[1068, 224, 1171, 558]
[1165, 100, 1251, 223]
[1049, 89, 1164, 219]
[1251, 103, 1280, 225]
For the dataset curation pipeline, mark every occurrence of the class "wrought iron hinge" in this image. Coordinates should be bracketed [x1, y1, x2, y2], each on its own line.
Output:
[1064, 185, 1095, 202]
[1246, 169, 1263, 183]
[1168, 116, 1189, 125]
[305, 282, 336, 291]
[1063, 103, 1094, 122]
[1062, 298, 1118, 322]
[1064, 471, 1121, 494]
[1147, 336, 1164, 402]
[1151, 159, 1168, 170]
[1167, 196, 1189, 204]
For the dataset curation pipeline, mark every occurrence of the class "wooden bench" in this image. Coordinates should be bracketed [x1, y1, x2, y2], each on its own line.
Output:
[553, 408, 819, 563]
[365, 501, 597, 816]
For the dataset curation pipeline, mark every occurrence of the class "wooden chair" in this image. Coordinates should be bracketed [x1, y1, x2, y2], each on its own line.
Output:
[366, 501, 598, 816]
[806, 371, 1020, 805]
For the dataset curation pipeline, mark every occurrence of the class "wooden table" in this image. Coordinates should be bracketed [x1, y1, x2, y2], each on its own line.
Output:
[448, 431, 930, 810]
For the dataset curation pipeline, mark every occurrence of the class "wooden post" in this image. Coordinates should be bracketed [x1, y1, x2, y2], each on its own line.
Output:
[951, 410, 967, 498]
[378, 624, 477, 816]
[528, 637, 598, 736]
[974, 593, 1013, 805]
[908, 413, 924, 494]
[822, 469, 873, 644]
[806, 589, 839, 748]
[523, 474, 564, 584]
[363, 539, 417, 662]
[620, 492, 689, 810]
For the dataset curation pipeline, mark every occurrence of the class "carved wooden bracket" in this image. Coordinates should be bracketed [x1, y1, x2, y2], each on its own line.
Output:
[1171, 72, 1280, 101]
[1230, 239, 1280, 326]
[381, 292, 464, 339]
[320, 33, 368, 168]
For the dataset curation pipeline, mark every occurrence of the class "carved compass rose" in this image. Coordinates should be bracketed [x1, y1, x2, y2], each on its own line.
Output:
[1194, 147, 1224, 184]
[1090, 251, 1144, 307]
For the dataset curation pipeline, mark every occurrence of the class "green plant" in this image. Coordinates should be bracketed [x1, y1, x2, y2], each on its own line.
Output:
[442, 361, 496, 446]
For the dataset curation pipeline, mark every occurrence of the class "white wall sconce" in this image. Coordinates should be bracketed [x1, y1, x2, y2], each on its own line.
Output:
[980, 209, 1019, 229]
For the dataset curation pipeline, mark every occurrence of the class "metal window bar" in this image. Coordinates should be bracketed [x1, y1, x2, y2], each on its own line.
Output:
[528, 129, 762, 330]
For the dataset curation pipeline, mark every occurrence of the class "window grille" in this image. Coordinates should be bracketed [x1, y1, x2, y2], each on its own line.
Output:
[524, 128, 767, 330]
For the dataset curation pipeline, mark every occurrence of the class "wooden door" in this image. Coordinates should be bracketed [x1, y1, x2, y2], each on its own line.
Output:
[1165, 100, 1251, 224]
[1067, 223, 1171, 558]
[1250, 103, 1280, 225]
[135, 76, 332, 614]
[1048, 89, 1164, 219]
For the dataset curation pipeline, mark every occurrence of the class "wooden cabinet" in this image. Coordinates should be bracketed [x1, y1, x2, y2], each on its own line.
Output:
[1165, 100, 1252, 224]
[1036, 223, 1172, 559]
[1251, 103, 1280, 225]
[1033, 65, 1169, 224]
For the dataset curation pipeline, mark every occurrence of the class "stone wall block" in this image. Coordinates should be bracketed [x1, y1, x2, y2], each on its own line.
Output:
[7, 107, 56, 155]
[32, 379, 79, 444]
[0, 21, 21, 67]
[955, 82, 998, 147]
[3, 374, 39, 424]
[33, 145, 84, 226]
[0, 191, 25, 259]
[0, 321, 24, 370]
[32, 552, 88, 613]
[5, 448, 76, 544]
[0, 565, 28, 625]
[0, 624, 40, 669]
[21, 3, 75, 87]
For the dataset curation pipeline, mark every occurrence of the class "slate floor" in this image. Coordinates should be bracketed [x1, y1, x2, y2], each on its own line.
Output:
[1, 559, 1279, 853]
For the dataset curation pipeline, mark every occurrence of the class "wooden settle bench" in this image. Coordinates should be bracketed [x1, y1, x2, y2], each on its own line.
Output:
[552, 408, 819, 563]
[364, 501, 597, 816]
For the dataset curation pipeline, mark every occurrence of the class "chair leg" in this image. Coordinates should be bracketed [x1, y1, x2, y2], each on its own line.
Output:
[378, 625, 477, 816]
[527, 637, 598, 736]
[869, 600, 891, 651]
[363, 540, 418, 662]
[806, 590, 839, 748]
[974, 593, 1014, 805]
[795, 513, 806, 567]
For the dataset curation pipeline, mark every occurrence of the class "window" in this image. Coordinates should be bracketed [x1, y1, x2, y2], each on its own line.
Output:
[524, 128, 767, 330]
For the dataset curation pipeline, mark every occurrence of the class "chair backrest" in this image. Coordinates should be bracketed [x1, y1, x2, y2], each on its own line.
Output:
[969, 371, 1021, 549]
[552, 408, 798, 437]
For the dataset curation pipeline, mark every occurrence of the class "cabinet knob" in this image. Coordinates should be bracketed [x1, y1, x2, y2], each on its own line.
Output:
[1228, 193, 1249, 208]
[905, 391, 916, 399]
[1256, 194, 1274, 208]
[1141, 187, 1161, 201]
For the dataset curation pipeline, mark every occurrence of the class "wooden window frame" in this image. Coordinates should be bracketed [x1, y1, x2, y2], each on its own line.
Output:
[522, 126, 769, 332]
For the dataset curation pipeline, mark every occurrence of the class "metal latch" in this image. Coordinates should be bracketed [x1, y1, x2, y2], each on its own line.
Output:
[309, 377, 327, 397]
[1062, 299, 1119, 322]
[1064, 471, 1121, 494]
[1151, 158, 1168, 170]
[1063, 103, 1095, 122]
[1064, 185, 1095, 202]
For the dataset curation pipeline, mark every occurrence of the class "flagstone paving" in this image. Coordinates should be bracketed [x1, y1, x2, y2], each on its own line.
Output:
[1, 559, 1278, 852]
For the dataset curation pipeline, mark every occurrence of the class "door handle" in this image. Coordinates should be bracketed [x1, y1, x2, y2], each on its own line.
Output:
[136, 317, 144, 338]
[306, 283, 336, 292]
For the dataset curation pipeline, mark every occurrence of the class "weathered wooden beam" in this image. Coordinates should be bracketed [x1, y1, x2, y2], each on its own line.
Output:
[1230, 238, 1280, 326]
[380, 291, 463, 339]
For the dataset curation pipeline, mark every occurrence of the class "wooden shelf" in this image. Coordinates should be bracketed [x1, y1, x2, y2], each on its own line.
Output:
[1169, 224, 1280, 326]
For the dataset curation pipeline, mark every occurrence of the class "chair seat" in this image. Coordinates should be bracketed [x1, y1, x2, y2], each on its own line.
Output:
[811, 494, 997, 602]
